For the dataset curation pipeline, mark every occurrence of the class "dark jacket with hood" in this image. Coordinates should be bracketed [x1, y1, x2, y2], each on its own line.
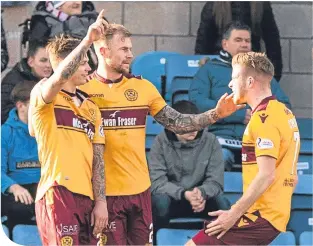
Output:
[1, 58, 40, 124]
[148, 129, 224, 201]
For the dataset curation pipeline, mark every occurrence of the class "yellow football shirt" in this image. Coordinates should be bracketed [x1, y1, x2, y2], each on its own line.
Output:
[80, 72, 167, 196]
[241, 96, 300, 232]
[29, 83, 105, 201]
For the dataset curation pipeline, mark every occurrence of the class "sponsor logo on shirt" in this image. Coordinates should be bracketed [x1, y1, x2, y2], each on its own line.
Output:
[73, 118, 95, 140]
[283, 178, 296, 187]
[256, 138, 274, 149]
[104, 221, 117, 232]
[57, 224, 78, 236]
[101, 108, 148, 129]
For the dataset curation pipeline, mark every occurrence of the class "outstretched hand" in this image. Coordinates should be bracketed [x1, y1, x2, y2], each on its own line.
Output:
[216, 93, 246, 119]
[86, 9, 108, 42]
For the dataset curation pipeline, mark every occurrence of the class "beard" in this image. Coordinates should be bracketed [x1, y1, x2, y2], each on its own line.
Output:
[111, 63, 130, 74]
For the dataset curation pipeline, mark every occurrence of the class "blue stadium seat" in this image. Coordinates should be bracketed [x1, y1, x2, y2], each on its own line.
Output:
[224, 172, 242, 205]
[299, 231, 313, 245]
[270, 231, 296, 245]
[297, 154, 312, 175]
[156, 228, 198, 245]
[146, 115, 163, 151]
[2, 224, 9, 238]
[165, 54, 219, 104]
[131, 51, 180, 97]
[300, 140, 313, 155]
[292, 174, 313, 210]
[297, 118, 313, 140]
[287, 210, 313, 244]
[12, 224, 42, 246]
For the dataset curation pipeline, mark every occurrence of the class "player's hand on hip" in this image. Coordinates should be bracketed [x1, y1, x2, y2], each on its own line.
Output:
[9, 184, 34, 205]
[205, 210, 239, 239]
[215, 93, 246, 119]
[86, 9, 108, 43]
[91, 199, 109, 237]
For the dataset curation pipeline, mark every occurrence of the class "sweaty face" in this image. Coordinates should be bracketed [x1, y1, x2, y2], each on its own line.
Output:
[28, 48, 52, 79]
[222, 30, 251, 57]
[59, 1, 82, 15]
[106, 34, 133, 74]
[70, 55, 91, 86]
[229, 64, 249, 104]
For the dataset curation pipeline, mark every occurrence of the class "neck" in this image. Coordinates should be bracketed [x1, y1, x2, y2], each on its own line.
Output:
[62, 82, 77, 94]
[248, 88, 272, 111]
[97, 61, 123, 81]
[18, 111, 28, 125]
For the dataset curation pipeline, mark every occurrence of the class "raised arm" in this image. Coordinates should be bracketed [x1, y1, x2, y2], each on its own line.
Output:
[40, 9, 108, 103]
[154, 93, 245, 134]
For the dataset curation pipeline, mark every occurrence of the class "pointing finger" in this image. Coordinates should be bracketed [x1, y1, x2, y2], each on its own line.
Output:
[97, 9, 106, 21]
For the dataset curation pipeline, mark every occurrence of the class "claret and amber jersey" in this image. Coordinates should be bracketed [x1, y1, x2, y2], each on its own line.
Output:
[29, 83, 105, 202]
[80, 72, 167, 196]
[240, 96, 300, 232]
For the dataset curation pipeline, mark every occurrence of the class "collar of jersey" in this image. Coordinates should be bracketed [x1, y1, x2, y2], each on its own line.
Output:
[93, 71, 124, 84]
[252, 95, 276, 114]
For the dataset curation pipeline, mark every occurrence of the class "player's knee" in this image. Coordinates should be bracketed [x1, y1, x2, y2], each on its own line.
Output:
[185, 239, 196, 246]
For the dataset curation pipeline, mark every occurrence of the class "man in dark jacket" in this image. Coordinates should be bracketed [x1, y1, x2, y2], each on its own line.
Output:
[189, 21, 291, 171]
[1, 40, 52, 124]
[148, 100, 230, 244]
[195, 1, 282, 81]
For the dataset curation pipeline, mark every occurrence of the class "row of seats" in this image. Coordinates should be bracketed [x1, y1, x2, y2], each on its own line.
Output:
[138, 51, 313, 174]
[156, 229, 312, 245]
[2, 224, 312, 246]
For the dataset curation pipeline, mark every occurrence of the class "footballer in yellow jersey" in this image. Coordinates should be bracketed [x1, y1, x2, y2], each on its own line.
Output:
[30, 11, 109, 245]
[188, 53, 298, 246]
[82, 22, 245, 245]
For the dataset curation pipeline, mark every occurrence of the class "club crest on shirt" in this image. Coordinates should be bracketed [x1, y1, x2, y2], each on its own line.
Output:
[60, 236, 73, 246]
[124, 89, 138, 101]
[89, 108, 96, 121]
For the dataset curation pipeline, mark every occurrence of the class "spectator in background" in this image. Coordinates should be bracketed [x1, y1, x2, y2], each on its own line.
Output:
[189, 21, 291, 171]
[21, 1, 108, 71]
[195, 1, 282, 81]
[1, 12, 9, 72]
[1, 40, 52, 124]
[149, 100, 230, 244]
[1, 80, 40, 235]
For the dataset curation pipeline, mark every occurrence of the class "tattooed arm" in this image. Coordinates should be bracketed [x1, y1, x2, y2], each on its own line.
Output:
[92, 144, 106, 201]
[91, 143, 108, 236]
[154, 105, 220, 134]
[154, 93, 246, 134]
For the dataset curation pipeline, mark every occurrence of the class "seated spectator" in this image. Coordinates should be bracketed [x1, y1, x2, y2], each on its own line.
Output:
[195, 1, 282, 81]
[1, 40, 51, 124]
[1, 80, 40, 235]
[189, 21, 291, 171]
[148, 100, 230, 244]
[21, 1, 108, 71]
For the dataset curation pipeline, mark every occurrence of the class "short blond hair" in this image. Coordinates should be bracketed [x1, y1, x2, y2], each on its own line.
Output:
[102, 23, 132, 44]
[232, 52, 274, 77]
[47, 34, 81, 60]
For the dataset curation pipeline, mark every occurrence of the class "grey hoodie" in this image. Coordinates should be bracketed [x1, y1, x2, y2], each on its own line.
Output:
[148, 129, 224, 201]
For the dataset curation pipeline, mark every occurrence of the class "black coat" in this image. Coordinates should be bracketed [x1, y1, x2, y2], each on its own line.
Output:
[1, 58, 40, 124]
[195, 1, 282, 81]
[1, 15, 9, 72]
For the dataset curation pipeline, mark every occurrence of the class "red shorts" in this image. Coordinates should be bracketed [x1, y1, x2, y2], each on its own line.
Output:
[104, 188, 153, 245]
[192, 212, 280, 245]
[35, 185, 99, 245]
